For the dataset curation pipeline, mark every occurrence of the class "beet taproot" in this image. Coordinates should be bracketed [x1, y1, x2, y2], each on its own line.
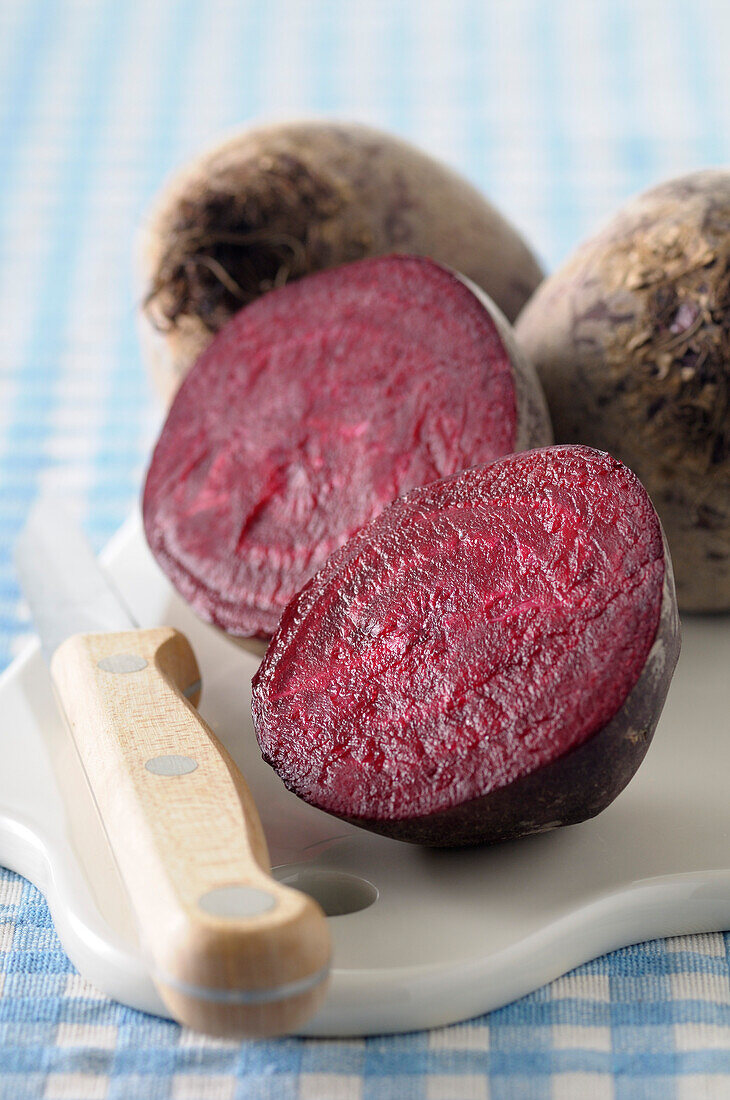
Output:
[252, 446, 680, 847]
[142, 254, 552, 640]
[138, 120, 544, 401]
[515, 170, 730, 612]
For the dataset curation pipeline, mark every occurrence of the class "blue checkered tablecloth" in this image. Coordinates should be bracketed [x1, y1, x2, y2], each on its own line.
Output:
[2, 0, 730, 1096]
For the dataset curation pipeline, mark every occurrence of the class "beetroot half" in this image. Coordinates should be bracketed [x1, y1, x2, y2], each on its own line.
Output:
[142, 254, 551, 638]
[252, 446, 680, 847]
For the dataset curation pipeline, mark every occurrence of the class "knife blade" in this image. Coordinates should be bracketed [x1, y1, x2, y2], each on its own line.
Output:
[15, 499, 136, 660]
[14, 499, 330, 1038]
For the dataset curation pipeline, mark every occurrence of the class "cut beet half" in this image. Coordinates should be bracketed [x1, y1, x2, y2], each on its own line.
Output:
[142, 254, 551, 638]
[252, 446, 681, 847]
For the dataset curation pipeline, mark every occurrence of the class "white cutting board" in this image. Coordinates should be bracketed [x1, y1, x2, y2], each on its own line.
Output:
[2, 513, 730, 1037]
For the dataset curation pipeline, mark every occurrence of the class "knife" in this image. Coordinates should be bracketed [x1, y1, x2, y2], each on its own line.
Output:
[14, 500, 330, 1037]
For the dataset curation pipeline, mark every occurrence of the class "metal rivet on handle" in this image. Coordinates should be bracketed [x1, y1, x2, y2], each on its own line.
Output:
[198, 885, 276, 919]
[145, 755, 198, 777]
[97, 653, 147, 674]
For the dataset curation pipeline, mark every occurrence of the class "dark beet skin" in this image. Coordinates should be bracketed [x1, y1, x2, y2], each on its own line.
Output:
[143, 254, 551, 638]
[515, 171, 730, 612]
[252, 446, 681, 847]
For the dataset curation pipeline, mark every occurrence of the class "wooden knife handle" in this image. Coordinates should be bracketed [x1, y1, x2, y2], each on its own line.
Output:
[50, 627, 330, 1037]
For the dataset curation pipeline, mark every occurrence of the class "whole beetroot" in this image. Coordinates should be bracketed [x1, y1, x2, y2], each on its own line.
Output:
[138, 120, 544, 401]
[516, 170, 730, 612]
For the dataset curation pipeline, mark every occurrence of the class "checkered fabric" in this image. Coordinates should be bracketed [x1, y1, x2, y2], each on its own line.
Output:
[2, 0, 730, 1096]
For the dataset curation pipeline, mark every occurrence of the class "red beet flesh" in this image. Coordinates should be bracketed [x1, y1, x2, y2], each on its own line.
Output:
[252, 446, 680, 846]
[142, 254, 548, 638]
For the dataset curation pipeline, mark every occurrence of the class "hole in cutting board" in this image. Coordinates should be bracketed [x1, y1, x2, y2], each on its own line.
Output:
[272, 866, 378, 917]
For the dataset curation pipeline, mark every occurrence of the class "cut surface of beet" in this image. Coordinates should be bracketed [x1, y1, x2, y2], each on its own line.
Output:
[252, 446, 680, 846]
[142, 254, 550, 637]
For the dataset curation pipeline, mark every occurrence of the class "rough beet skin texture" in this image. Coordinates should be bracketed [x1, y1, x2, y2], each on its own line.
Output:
[252, 446, 680, 847]
[142, 254, 551, 639]
[515, 170, 730, 612]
